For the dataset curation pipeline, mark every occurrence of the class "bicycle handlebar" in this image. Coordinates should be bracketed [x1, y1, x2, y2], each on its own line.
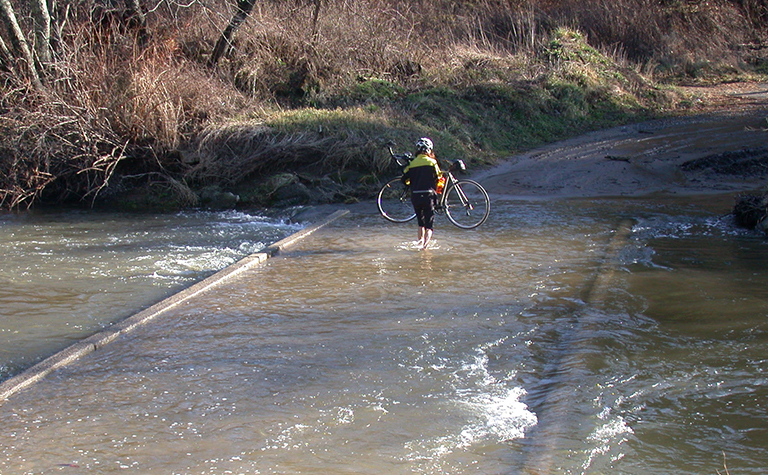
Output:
[388, 146, 413, 168]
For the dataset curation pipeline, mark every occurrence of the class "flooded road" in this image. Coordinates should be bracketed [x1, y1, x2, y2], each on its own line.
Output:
[0, 210, 301, 381]
[1, 196, 766, 474]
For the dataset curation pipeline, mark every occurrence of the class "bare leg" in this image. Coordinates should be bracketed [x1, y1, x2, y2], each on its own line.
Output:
[422, 228, 433, 250]
[417, 226, 426, 247]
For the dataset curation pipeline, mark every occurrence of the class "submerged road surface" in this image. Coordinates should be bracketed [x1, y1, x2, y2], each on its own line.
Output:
[1, 197, 767, 474]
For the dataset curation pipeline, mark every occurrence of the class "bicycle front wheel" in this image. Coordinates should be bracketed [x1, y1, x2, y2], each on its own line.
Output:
[377, 178, 416, 223]
[444, 180, 490, 229]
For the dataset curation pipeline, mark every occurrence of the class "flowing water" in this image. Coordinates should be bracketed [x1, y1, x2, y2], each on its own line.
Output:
[1, 196, 767, 474]
[0, 209, 302, 381]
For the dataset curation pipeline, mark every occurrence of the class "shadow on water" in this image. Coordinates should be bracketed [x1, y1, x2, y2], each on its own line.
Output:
[0, 196, 767, 474]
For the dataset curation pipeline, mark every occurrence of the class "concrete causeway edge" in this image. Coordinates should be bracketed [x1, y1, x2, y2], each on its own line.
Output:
[0, 209, 349, 403]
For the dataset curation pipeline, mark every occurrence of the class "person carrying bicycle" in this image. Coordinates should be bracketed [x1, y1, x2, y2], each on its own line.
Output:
[402, 137, 443, 250]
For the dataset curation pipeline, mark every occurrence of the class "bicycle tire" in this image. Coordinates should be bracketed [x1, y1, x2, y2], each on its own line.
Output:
[444, 180, 490, 229]
[377, 178, 416, 223]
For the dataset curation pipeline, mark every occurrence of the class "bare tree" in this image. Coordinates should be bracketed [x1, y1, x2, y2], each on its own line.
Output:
[310, 0, 321, 41]
[0, 32, 12, 68]
[208, 0, 258, 67]
[0, 0, 43, 89]
[31, 0, 52, 63]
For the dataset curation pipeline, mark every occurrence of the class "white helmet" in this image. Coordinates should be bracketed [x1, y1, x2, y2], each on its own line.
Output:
[415, 137, 433, 154]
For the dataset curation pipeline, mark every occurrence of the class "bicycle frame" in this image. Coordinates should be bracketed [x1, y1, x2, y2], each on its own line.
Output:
[378, 146, 490, 228]
[436, 166, 466, 211]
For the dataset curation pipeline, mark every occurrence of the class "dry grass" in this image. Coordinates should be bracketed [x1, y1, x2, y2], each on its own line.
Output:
[190, 106, 395, 188]
[1, 0, 767, 208]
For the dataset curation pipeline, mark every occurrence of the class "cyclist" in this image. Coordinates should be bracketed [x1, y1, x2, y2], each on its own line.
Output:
[402, 137, 442, 249]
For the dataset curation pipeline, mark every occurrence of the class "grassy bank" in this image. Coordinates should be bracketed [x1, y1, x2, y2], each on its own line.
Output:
[1, 1, 767, 210]
[190, 29, 673, 209]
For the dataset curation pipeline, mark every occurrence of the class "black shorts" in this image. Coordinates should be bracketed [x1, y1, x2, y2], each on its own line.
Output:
[411, 192, 436, 229]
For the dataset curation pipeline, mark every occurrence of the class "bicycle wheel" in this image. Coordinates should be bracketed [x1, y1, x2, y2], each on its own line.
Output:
[444, 180, 490, 229]
[377, 178, 416, 223]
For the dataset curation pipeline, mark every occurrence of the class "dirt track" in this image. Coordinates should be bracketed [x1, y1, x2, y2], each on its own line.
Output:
[473, 83, 768, 199]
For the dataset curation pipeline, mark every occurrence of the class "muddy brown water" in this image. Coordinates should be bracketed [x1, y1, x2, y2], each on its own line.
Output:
[0, 210, 302, 381]
[1, 195, 766, 474]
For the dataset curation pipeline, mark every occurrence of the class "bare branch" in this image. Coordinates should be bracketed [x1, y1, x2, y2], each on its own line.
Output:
[0, 0, 43, 89]
[208, 0, 258, 67]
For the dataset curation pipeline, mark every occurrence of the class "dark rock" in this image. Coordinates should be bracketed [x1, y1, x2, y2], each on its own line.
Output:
[733, 193, 768, 229]
[200, 187, 240, 209]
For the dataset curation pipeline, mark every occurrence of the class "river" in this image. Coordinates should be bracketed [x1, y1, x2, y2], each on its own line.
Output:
[0, 196, 766, 474]
[0, 209, 302, 381]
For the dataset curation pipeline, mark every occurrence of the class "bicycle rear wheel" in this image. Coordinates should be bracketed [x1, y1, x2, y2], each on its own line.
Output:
[444, 180, 490, 229]
[377, 178, 416, 223]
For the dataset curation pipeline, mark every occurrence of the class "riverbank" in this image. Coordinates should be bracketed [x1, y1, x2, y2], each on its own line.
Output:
[6, 2, 768, 212]
[450, 82, 768, 201]
[289, 83, 768, 223]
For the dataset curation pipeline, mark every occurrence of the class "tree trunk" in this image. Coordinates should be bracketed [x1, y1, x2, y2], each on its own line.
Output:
[48, 0, 64, 55]
[310, 0, 321, 41]
[0, 34, 12, 69]
[124, 0, 148, 47]
[31, 0, 52, 64]
[0, 0, 43, 89]
[208, 0, 258, 67]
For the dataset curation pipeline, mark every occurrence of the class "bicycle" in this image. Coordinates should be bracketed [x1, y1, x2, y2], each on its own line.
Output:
[377, 146, 490, 229]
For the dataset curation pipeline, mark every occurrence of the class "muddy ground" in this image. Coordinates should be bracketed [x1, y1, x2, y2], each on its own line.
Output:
[473, 83, 768, 199]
